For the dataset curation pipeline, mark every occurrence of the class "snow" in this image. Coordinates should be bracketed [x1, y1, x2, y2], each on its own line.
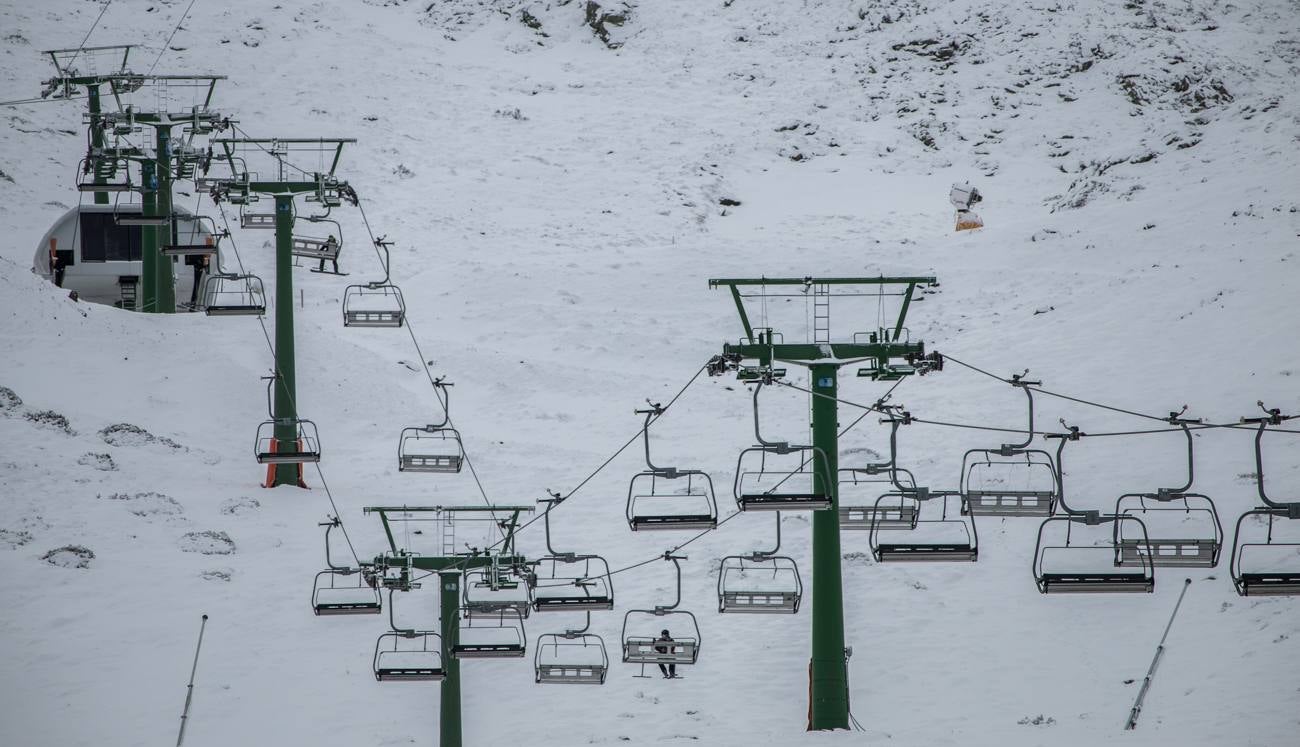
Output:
[1, 0, 1298, 745]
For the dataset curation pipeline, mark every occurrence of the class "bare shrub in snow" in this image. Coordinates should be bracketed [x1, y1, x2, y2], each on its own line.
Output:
[220, 496, 260, 515]
[77, 452, 117, 471]
[0, 386, 21, 415]
[178, 531, 236, 555]
[25, 410, 73, 434]
[98, 423, 183, 450]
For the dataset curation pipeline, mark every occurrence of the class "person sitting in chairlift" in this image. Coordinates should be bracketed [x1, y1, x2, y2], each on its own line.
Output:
[655, 629, 677, 679]
[318, 234, 340, 274]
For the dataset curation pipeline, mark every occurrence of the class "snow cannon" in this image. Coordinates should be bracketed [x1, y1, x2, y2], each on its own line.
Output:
[950, 182, 984, 232]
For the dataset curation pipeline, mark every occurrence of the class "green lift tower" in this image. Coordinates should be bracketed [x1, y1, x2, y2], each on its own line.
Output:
[709, 276, 938, 730]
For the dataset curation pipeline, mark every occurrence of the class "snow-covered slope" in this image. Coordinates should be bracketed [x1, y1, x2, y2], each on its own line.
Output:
[1, 1, 1298, 745]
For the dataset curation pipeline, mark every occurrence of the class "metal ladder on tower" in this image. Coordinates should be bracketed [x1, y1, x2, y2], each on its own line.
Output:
[812, 283, 830, 343]
[441, 512, 456, 556]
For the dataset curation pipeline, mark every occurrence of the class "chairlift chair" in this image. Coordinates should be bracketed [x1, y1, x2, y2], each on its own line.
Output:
[960, 376, 1058, 517]
[162, 215, 222, 257]
[203, 273, 266, 316]
[532, 555, 614, 612]
[1229, 407, 1300, 596]
[254, 418, 321, 464]
[718, 555, 802, 614]
[462, 568, 533, 619]
[452, 608, 527, 659]
[626, 405, 718, 531]
[535, 630, 609, 685]
[532, 496, 615, 612]
[398, 425, 464, 473]
[342, 236, 405, 327]
[239, 203, 276, 229]
[373, 589, 444, 681]
[733, 383, 832, 511]
[312, 517, 382, 615]
[343, 283, 406, 327]
[622, 555, 701, 667]
[838, 466, 919, 530]
[864, 411, 977, 560]
[1113, 413, 1223, 568]
[1032, 428, 1154, 594]
[870, 489, 978, 562]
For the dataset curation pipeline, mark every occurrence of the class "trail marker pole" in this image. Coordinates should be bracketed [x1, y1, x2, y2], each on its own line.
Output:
[1125, 578, 1192, 730]
[176, 613, 208, 747]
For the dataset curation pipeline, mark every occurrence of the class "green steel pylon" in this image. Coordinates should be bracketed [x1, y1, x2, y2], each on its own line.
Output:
[708, 276, 938, 730]
[207, 137, 356, 487]
[363, 506, 531, 747]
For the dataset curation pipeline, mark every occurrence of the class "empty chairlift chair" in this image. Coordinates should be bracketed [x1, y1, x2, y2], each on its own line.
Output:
[311, 517, 382, 615]
[162, 215, 222, 258]
[718, 515, 802, 613]
[373, 590, 445, 681]
[1032, 427, 1154, 594]
[733, 382, 832, 511]
[253, 376, 321, 464]
[625, 404, 718, 531]
[866, 410, 977, 561]
[838, 463, 920, 531]
[453, 608, 526, 659]
[1114, 414, 1223, 568]
[1230, 406, 1300, 596]
[202, 272, 266, 316]
[239, 203, 276, 229]
[532, 555, 614, 612]
[622, 555, 701, 672]
[960, 375, 1059, 517]
[870, 489, 978, 562]
[536, 627, 609, 685]
[342, 236, 405, 327]
[463, 567, 533, 620]
[398, 379, 464, 473]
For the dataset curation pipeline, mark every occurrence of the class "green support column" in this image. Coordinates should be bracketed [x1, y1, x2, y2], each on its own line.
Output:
[153, 124, 176, 313]
[87, 85, 108, 205]
[269, 194, 302, 486]
[808, 363, 849, 730]
[139, 160, 158, 312]
[439, 571, 462, 747]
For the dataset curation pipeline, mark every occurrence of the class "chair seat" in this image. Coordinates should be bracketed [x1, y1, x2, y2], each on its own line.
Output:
[533, 596, 614, 612]
[256, 450, 320, 465]
[1039, 573, 1153, 594]
[720, 590, 799, 613]
[1117, 538, 1218, 568]
[314, 601, 381, 616]
[536, 665, 606, 685]
[629, 516, 717, 531]
[738, 493, 831, 511]
[875, 544, 977, 562]
[376, 667, 444, 681]
[452, 644, 525, 659]
[1239, 573, 1300, 596]
[964, 491, 1055, 517]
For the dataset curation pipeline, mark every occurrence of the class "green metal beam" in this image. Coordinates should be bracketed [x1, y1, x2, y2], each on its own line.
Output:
[139, 160, 157, 311]
[723, 341, 926, 362]
[153, 124, 176, 313]
[894, 283, 916, 342]
[808, 363, 848, 730]
[709, 276, 936, 287]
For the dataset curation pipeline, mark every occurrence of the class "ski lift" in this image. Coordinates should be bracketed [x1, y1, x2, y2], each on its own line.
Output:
[76, 157, 132, 192]
[626, 404, 718, 531]
[398, 379, 464, 473]
[311, 517, 381, 615]
[535, 614, 609, 685]
[532, 495, 614, 612]
[733, 382, 833, 511]
[203, 273, 266, 316]
[1114, 414, 1223, 568]
[253, 374, 321, 464]
[867, 410, 977, 561]
[342, 236, 405, 327]
[717, 514, 802, 614]
[622, 554, 701, 668]
[960, 375, 1059, 517]
[1230, 406, 1300, 596]
[239, 202, 276, 229]
[373, 589, 445, 681]
[453, 607, 526, 659]
[838, 466, 919, 530]
[1032, 427, 1154, 593]
[463, 567, 533, 619]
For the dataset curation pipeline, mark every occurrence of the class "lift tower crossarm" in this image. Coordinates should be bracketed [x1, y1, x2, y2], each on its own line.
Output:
[710, 273, 939, 732]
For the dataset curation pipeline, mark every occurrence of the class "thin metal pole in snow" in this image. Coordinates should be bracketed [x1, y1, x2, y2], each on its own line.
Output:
[176, 614, 209, 747]
[1125, 579, 1192, 730]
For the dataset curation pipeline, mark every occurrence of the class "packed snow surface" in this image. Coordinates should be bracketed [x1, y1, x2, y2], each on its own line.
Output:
[1, 1, 1298, 745]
